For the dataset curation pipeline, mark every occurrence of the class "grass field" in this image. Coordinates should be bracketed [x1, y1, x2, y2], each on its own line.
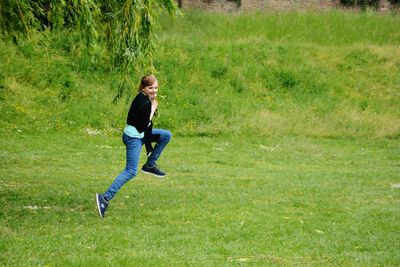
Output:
[1, 131, 399, 265]
[1, 9, 400, 266]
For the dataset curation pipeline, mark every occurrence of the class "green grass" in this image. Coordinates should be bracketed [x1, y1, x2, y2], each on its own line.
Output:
[1, 9, 400, 266]
[1, 10, 399, 138]
[154, 10, 400, 138]
[1, 132, 399, 265]
[160, 10, 400, 46]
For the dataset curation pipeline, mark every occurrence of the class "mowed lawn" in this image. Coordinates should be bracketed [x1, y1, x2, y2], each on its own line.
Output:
[1, 132, 399, 266]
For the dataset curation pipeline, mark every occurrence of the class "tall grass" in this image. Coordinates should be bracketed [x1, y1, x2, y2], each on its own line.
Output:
[155, 10, 400, 138]
[160, 10, 400, 46]
[1, 10, 399, 138]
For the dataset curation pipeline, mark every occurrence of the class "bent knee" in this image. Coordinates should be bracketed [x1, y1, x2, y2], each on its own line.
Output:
[164, 130, 172, 142]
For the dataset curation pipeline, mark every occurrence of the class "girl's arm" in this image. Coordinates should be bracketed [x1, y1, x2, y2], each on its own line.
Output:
[150, 98, 158, 121]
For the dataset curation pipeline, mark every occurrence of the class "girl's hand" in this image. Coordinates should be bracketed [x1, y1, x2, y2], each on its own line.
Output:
[151, 98, 158, 112]
[150, 98, 158, 121]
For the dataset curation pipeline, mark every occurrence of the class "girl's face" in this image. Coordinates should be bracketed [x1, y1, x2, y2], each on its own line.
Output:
[142, 81, 158, 99]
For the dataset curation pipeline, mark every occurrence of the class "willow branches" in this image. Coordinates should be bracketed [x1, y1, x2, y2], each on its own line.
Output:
[0, 0, 180, 100]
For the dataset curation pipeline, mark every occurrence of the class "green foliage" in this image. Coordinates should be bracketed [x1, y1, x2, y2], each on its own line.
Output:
[0, 0, 180, 100]
[99, 0, 180, 101]
[0, 0, 99, 41]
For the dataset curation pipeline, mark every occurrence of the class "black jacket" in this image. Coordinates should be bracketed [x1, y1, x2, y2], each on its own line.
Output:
[127, 92, 151, 132]
[126, 92, 158, 155]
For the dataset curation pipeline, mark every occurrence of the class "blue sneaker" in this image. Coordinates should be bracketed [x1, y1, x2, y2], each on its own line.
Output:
[96, 193, 108, 218]
[141, 164, 166, 178]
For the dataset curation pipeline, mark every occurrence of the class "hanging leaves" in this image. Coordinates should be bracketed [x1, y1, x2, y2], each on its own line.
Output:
[0, 0, 180, 100]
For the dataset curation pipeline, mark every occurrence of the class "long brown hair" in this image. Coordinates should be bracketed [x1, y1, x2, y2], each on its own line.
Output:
[138, 75, 157, 92]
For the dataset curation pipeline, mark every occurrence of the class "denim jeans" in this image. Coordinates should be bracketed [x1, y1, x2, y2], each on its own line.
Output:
[103, 128, 171, 201]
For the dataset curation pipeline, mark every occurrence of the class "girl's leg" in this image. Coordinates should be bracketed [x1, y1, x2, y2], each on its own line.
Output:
[103, 133, 142, 201]
[146, 128, 172, 167]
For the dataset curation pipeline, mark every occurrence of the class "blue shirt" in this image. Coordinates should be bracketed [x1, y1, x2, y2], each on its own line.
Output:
[124, 125, 144, 138]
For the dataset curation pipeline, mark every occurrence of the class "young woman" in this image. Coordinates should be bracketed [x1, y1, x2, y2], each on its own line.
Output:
[96, 75, 172, 218]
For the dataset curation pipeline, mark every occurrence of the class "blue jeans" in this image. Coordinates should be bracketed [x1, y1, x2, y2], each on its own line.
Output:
[103, 128, 172, 201]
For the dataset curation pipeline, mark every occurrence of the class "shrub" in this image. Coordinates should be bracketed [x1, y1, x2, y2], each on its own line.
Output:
[389, 0, 400, 7]
[340, 0, 380, 9]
